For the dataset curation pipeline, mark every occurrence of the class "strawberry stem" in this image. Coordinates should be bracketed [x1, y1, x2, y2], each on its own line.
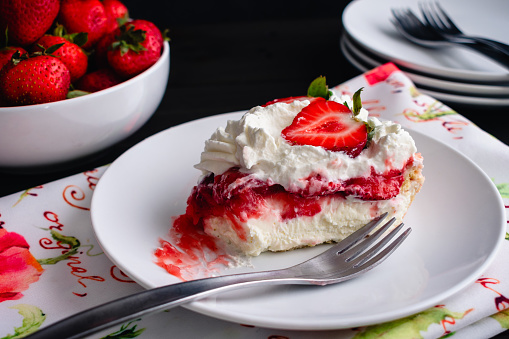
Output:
[69, 32, 88, 47]
[112, 25, 147, 56]
[116, 13, 130, 27]
[42, 43, 65, 56]
[10, 50, 28, 65]
[53, 24, 67, 38]
[53, 24, 88, 47]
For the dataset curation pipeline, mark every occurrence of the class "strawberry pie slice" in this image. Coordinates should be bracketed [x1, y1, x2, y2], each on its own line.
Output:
[177, 82, 424, 257]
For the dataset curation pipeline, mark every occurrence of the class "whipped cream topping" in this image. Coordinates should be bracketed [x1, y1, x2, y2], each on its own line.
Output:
[195, 95, 418, 191]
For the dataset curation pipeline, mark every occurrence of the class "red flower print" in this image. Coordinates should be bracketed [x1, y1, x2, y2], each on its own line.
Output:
[364, 62, 400, 85]
[0, 227, 44, 302]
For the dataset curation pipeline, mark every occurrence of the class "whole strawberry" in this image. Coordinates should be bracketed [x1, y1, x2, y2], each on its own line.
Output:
[102, 0, 129, 33]
[129, 19, 163, 46]
[0, 51, 71, 106]
[75, 68, 122, 92]
[0, 0, 60, 46]
[0, 46, 27, 70]
[92, 30, 116, 68]
[58, 0, 109, 50]
[32, 28, 89, 83]
[107, 20, 162, 79]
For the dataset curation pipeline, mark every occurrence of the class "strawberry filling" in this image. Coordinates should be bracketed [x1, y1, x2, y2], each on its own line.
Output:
[186, 168, 322, 232]
[155, 150, 414, 279]
[295, 163, 410, 200]
[186, 160, 412, 233]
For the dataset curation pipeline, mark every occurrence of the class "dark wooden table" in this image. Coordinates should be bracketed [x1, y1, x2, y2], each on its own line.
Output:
[0, 0, 507, 201]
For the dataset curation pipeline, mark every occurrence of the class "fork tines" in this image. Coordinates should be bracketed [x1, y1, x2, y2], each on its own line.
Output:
[337, 213, 411, 273]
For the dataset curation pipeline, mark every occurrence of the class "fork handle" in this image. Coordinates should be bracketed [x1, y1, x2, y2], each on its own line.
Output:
[25, 270, 294, 339]
[476, 39, 509, 56]
[458, 40, 509, 69]
[455, 36, 509, 56]
[470, 44, 509, 69]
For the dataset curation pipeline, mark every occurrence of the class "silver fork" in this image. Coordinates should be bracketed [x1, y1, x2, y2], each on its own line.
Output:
[419, 2, 509, 55]
[391, 8, 509, 69]
[25, 213, 410, 339]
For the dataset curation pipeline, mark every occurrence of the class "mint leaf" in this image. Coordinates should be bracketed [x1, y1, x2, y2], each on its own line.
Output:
[366, 124, 375, 147]
[307, 76, 332, 100]
[349, 87, 374, 149]
[352, 87, 363, 116]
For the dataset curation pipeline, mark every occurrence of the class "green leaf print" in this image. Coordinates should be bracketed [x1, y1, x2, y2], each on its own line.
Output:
[37, 230, 81, 265]
[1, 304, 46, 339]
[100, 320, 146, 338]
[491, 309, 509, 329]
[353, 306, 470, 339]
[405, 101, 457, 121]
[81, 243, 104, 256]
[12, 186, 42, 207]
[495, 182, 509, 199]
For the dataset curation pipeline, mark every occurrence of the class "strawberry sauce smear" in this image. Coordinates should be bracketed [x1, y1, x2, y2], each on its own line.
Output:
[155, 214, 232, 281]
[155, 160, 413, 280]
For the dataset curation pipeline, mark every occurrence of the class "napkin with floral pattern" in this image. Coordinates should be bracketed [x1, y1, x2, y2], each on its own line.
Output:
[1, 63, 508, 339]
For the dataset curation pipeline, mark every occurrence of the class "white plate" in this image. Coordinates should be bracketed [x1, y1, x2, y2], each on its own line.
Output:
[342, 0, 509, 83]
[91, 112, 506, 330]
[341, 35, 509, 107]
[342, 34, 509, 97]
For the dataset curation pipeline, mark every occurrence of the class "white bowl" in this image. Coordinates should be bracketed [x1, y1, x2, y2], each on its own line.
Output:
[0, 41, 170, 168]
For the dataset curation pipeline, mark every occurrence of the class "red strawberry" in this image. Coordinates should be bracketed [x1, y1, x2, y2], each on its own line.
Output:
[0, 0, 60, 46]
[131, 19, 164, 46]
[102, 0, 129, 33]
[0, 52, 71, 106]
[0, 46, 27, 70]
[107, 20, 162, 78]
[281, 98, 368, 157]
[92, 30, 116, 68]
[262, 96, 320, 107]
[93, 20, 161, 70]
[75, 68, 122, 92]
[58, 0, 109, 50]
[32, 33, 88, 83]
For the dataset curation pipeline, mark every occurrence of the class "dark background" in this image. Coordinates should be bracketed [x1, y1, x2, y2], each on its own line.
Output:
[0, 0, 507, 200]
[124, 0, 359, 123]
[122, 0, 509, 142]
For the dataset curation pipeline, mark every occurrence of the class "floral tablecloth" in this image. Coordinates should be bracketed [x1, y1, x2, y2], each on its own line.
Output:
[1, 63, 509, 339]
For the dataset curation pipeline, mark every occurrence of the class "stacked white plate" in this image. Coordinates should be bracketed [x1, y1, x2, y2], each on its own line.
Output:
[341, 0, 509, 106]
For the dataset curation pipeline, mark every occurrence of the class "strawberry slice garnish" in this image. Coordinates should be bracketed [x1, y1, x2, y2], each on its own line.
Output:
[281, 98, 368, 157]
